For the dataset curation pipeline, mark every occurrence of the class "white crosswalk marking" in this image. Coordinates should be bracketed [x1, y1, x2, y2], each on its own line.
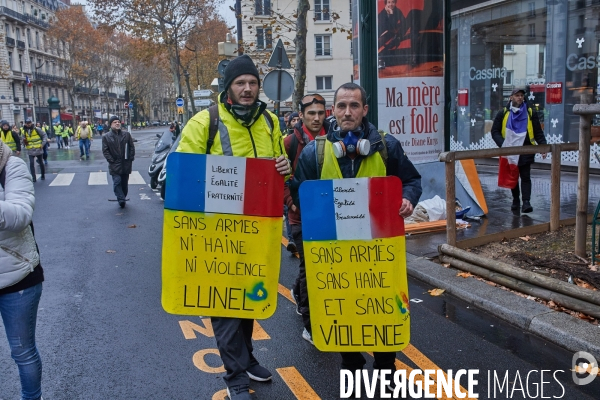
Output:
[49, 173, 75, 186]
[88, 172, 108, 185]
[129, 171, 146, 185]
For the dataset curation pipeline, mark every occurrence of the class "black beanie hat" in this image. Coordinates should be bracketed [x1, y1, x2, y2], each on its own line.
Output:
[223, 55, 260, 92]
[109, 116, 120, 126]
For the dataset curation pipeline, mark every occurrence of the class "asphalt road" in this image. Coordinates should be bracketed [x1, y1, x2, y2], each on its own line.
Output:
[0, 128, 598, 400]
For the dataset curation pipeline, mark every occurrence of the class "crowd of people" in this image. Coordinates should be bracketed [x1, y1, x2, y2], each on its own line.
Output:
[0, 51, 547, 400]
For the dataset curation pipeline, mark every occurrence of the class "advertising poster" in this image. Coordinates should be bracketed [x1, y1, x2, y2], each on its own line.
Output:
[161, 153, 283, 319]
[377, 0, 444, 163]
[300, 177, 410, 352]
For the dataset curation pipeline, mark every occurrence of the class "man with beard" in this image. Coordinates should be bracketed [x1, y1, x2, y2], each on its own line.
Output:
[283, 93, 329, 344]
[0, 120, 21, 155]
[102, 117, 135, 208]
[175, 54, 290, 400]
[20, 118, 47, 182]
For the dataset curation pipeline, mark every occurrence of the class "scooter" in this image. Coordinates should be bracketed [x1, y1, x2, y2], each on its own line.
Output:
[157, 134, 182, 200]
[148, 130, 176, 189]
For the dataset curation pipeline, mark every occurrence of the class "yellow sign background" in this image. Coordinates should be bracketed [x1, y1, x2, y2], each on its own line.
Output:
[162, 209, 281, 319]
[305, 236, 410, 352]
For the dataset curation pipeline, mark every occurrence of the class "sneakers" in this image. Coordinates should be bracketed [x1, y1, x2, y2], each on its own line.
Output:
[511, 199, 520, 211]
[119, 201, 126, 208]
[302, 328, 314, 345]
[290, 288, 301, 315]
[286, 241, 297, 254]
[226, 385, 252, 400]
[246, 363, 272, 382]
[522, 200, 533, 213]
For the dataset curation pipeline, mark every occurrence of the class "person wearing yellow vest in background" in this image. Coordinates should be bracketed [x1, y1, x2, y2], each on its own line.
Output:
[290, 83, 422, 395]
[491, 87, 547, 213]
[60, 124, 70, 149]
[21, 117, 47, 182]
[0, 120, 21, 156]
[76, 121, 93, 160]
[54, 122, 63, 149]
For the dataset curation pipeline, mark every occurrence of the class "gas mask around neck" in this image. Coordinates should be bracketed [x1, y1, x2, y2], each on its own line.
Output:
[331, 123, 370, 158]
[230, 102, 262, 125]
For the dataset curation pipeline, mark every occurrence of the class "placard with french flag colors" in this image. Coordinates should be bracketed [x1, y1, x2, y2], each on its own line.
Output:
[300, 176, 410, 352]
[161, 152, 283, 319]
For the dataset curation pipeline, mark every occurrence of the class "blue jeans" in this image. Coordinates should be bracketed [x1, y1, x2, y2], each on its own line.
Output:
[111, 173, 130, 202]
[0, 282, 43, 400]
[79, 138, 91, 158]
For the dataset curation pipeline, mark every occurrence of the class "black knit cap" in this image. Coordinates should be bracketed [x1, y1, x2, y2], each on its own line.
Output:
[109, 116, 120, 125]
[223, 54, 260, 92]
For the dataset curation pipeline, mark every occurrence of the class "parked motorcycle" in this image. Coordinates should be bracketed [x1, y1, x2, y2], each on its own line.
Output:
[148, 130, 176, 189]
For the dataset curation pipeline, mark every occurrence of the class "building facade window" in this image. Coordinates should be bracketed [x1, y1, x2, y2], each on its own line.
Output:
[254, 0, 270, 16]
[256, 27, 272, 50]
[504, 70, 514, 85]
[316, 76, 333, 90]
[35, 31, 39, 49]
[7, 51, 12, 69]
[18, 54, 22, 71]
[5, 23, 10, 38]
[314, 0, 330, 21]
[315, 35, 332, 56]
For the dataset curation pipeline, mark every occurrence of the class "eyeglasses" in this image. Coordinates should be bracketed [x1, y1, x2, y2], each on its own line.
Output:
[300, 94, 326, 111]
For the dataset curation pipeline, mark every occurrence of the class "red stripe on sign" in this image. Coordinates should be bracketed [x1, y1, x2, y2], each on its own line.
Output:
[369, 176, 405, 238]
[243, 158, 284, 217]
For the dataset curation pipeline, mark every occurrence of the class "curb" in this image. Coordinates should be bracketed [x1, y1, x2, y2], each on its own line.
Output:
[406, 253, 600, 360]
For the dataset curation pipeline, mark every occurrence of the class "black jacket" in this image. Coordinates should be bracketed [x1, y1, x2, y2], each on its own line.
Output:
[291, 117, 422, 210]
[491, 102, 546, 165]
[102, 129, 135, 175]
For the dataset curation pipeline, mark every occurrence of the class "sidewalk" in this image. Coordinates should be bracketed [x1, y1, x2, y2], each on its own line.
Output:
[405, 163, 600, 359]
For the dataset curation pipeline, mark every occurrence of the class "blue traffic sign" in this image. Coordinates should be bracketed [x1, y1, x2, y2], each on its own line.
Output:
[176, 98, 184, 107]
[128, 102, 134, 109]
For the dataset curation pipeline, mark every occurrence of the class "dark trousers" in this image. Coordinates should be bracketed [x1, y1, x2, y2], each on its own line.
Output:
[340, 351, 397, 371]
[111, 174, 129, 202]
[291, 224, 311, 332]
[28, 155, 44, 179]
[211, 317, 258, 388]
[62, 136, 69, 147]
[511, 163, 532, 201]
[42, 143, 48, 162]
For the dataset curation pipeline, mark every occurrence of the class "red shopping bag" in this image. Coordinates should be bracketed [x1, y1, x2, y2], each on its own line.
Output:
[498, 156, 519, 189]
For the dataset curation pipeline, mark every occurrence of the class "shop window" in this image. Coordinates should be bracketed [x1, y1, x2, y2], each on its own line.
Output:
[315, 0, 330, 21]
[316, 76, 333, 90]
[315, 35, 332, 56]
[256, 27, 272, 50]
[254, 0, 270, 16]
[504, 70, 514, 85]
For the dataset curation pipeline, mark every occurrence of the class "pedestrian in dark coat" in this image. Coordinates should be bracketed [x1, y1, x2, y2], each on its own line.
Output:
[102, 116, 135, 208]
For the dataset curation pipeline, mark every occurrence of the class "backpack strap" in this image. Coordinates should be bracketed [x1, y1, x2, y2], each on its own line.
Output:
[206, 105, 220, 154]
[315, 136, 327, 178]
[287, 133, 299, 170]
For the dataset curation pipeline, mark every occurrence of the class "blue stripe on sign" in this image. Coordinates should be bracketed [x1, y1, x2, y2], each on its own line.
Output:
[299, 179, 336, 241]
[164, 153, 206, 212]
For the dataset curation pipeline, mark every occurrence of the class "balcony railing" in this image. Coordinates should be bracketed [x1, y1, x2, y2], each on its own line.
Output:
[5, 37, 15, 47]
[16, 40, 25, 50]
[33, 72, 65, 84]
[0, 7, 48, 29]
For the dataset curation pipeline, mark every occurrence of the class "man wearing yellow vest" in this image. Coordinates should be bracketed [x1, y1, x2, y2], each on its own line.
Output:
[491, 87, 547, 213]
[175, 54, 290, 400]
[21, 118, 47, 182]
[290, 83, 421, 393]
[0, 120, 21, 156]
[54, 122, 63, 149]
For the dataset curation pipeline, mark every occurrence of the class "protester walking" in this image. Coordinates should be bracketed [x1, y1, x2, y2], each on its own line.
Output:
[0, 139, 45, 400]
[0, 120, 21, 155]
[76, 121, 92, 160]
[21, 118, 47, 182]
[102, 117, 135, 208]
